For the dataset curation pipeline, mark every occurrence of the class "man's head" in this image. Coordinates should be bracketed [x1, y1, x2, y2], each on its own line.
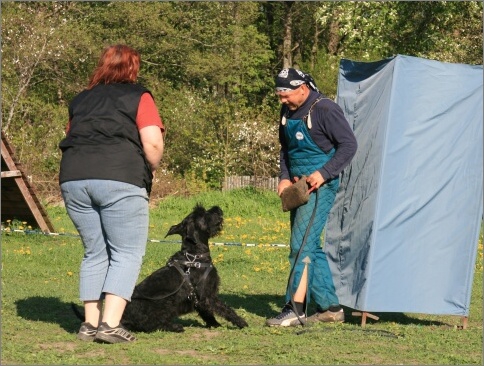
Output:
[275, 68, 307, 93]
[275, 68, 319, 110]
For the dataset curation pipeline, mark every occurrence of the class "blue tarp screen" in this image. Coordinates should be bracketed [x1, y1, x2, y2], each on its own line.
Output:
[325, 55, 483, 315]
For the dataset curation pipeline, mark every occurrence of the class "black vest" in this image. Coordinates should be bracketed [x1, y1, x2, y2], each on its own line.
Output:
[59, 83, 153, 193]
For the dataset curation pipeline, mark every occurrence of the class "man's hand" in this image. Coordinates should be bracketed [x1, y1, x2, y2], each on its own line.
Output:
[277, 179, 292, 197]
[306, 171, 325, 193]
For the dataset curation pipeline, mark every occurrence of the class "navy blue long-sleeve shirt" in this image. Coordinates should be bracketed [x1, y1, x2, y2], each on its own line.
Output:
[279, 90, 357, 181]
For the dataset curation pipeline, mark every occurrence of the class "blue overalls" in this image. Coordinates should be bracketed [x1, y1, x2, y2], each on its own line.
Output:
[282, 102, 340, 311]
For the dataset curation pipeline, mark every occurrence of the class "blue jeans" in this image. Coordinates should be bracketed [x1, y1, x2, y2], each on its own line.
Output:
[60, 180, 149, 301]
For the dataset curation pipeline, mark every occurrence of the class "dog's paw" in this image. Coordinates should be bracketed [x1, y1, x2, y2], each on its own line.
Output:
[161, 323, 185, 333]
[235, 318, 249, 329]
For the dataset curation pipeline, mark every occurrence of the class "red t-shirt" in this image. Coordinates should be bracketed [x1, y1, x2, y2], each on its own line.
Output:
[66, 92, 165, 133]
[137, 92, 165, 132]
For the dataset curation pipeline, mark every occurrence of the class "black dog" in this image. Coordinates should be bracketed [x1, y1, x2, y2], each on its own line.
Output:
[120, 204, 248, 333]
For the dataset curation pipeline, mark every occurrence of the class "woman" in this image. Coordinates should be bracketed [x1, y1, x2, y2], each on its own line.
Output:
[59, 44, 165, 343]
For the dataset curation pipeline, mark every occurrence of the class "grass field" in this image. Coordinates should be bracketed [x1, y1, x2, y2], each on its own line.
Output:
[2, 188, 483, 365]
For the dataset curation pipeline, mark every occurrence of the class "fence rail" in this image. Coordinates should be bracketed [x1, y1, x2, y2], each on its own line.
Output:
[223, 176, 279, 192]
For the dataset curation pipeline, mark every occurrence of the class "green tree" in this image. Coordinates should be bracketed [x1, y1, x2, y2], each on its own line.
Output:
[1, 2, 97, 177]
[2, 1, 482, 197]
[311, 1, 482, 64]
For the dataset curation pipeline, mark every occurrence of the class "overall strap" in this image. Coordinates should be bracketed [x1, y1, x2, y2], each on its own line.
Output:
[281, 96, 329, 128]
[305, 96, 329, 129]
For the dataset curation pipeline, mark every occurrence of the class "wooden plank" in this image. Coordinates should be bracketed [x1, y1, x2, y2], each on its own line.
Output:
[11, 176, 49, 231]
[1, 139, 18, 171]
[1, 131, 55, 233]
[352, 311, 380, 327]
[1, 170, 22, 178]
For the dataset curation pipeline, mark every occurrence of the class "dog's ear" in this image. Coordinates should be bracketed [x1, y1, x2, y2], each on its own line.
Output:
[193, 204, 206, 216]
[166, 222, 183, 237]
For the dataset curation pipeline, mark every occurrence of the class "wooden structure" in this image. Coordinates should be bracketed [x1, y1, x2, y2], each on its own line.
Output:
[223, 176, 279, 192]
[1, 131, 55, 233]
[351, 310, 467, 329]
[351, 311, 380, 327]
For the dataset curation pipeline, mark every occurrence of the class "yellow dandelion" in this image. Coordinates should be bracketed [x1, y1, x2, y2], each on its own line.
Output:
[67, 271, 73, 276]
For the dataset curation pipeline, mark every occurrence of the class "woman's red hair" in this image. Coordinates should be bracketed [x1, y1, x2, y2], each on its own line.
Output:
[88, 44, 141, 89]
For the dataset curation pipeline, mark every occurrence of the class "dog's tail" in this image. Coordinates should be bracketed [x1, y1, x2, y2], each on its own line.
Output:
[71, 302, 85, 322]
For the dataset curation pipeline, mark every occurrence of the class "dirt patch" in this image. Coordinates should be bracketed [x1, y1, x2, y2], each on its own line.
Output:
[154, 348, 228, 362]
[154, 330, 226, 362]
[38, 342, 77, 352]
[191, 329, 222, 340]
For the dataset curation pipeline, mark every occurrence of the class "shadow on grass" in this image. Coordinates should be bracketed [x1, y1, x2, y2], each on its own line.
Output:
[15, 296, 80, 334]
[14, 294, 283, 334]
[217, 295, 452, 328]
[340, 305, 450, 327]
[219, 293, 285, 318]
[15, 294, 451, 334]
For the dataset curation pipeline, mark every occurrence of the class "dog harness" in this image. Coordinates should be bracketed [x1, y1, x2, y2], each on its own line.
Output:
[132, 251, 213, 307]
[169, 251, 213, 307]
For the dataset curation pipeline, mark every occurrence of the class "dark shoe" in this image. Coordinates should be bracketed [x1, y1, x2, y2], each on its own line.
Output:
[77, 322, 97, 341]
[266, 307, 305, 327]
[94, 322, 136, 344]
[306, 308, 344, 323]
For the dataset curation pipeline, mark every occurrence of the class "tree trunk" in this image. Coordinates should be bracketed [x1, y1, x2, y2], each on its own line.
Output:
[328, 17, 341, 55]
[282, 1, 294, 68]
[310, 20, 322, 70]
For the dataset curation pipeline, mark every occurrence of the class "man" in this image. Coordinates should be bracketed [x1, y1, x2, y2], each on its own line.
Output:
[266, 68, 357, 327]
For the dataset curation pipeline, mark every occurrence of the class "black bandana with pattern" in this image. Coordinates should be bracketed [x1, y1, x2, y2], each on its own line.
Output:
[275, 68, 320, 93]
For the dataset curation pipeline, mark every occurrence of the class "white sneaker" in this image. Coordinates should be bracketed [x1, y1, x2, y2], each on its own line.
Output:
[266, 308, 306, 327]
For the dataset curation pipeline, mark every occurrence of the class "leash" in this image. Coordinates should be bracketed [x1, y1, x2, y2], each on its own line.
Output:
[286, 189, 319, 327]
[295, 326, 401, 339]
